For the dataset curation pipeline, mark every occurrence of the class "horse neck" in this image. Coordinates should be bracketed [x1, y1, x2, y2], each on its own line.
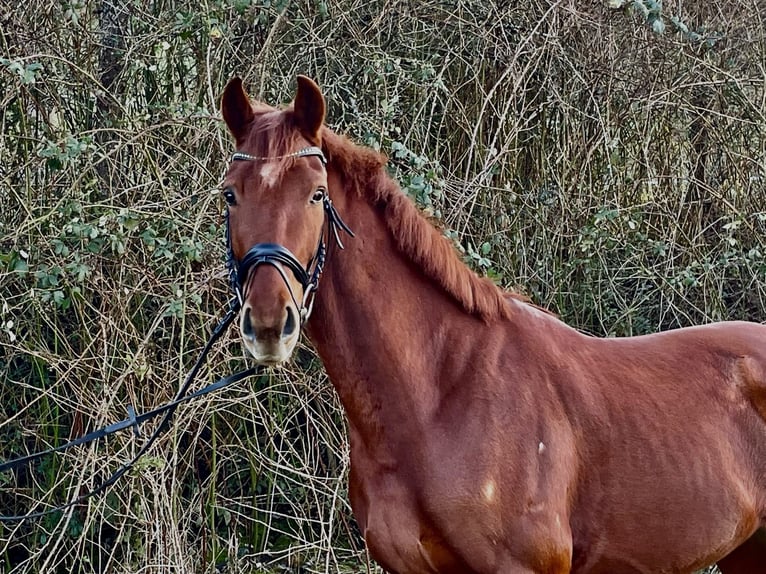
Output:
[305, 178, 477, 451]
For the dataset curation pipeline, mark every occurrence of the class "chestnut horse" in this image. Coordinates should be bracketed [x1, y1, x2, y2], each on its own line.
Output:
[219, 76, 766, 573]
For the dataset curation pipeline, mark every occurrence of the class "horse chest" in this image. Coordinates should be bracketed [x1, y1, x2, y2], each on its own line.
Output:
[349, 462, 561, 573]
[347, 425, 578, 573]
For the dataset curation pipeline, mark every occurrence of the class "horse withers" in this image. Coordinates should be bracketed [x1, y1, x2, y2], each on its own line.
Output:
[219, 75, 766, 574]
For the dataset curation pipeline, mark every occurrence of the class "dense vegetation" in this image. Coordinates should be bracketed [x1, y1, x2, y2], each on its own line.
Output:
[1, 1, 764, 572]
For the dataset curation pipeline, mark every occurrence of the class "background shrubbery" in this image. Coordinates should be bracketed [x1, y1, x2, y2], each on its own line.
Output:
[1, 1, 764, 572]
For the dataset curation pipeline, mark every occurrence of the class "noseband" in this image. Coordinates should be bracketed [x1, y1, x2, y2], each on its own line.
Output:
[225, 146, 354, 324]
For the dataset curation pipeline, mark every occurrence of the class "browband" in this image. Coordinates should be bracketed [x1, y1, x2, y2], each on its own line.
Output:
[230, 146, 326, 165]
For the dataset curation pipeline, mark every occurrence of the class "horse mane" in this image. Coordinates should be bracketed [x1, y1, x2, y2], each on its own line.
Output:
[321, 128, 522, 322]
[242, 103, 523, 321]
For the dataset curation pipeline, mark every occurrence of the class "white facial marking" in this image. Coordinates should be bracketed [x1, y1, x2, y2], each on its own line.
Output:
[482, 479, 496, 503]
[259, 163, 279, 187]
[538, 441, 546, 454]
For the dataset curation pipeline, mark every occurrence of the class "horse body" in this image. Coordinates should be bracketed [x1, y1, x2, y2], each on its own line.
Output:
[306, 166, 766, 573]
[220, 76, 766, 573]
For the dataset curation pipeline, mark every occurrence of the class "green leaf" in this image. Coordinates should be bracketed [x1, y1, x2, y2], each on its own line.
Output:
[13, 260, 28, 274]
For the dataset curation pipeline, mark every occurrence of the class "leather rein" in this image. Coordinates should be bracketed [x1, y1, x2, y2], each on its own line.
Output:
[0, 145, 352, 522]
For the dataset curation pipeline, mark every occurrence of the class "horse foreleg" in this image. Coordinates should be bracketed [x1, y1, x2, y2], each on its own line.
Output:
[716, 527, 766, 573]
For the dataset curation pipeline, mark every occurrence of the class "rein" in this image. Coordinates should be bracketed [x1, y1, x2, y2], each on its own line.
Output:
[0, 304, 259, 522]
[0, 145, 353, 522]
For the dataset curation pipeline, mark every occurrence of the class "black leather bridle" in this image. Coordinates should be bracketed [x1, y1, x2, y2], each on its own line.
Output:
[225, 146, 354, 324]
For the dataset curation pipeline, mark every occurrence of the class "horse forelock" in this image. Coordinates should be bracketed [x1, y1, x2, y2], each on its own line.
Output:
[235, 104, 311, 181]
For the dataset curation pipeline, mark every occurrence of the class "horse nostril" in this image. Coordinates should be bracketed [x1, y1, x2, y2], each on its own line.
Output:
[242, 308, 254, 338]
[283, 306, 297, 337]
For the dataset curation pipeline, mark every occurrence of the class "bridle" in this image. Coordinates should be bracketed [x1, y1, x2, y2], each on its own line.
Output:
[0, 145, 353, 522]
[224, 145, 354, 323]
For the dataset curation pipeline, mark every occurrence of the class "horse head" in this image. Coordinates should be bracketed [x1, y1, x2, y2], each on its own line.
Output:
[220, 76, 350, 364]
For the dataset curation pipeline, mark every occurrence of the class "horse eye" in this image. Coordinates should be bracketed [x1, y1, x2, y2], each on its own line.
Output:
[222, 187, 237, 206]
[310, 188, 326, 204]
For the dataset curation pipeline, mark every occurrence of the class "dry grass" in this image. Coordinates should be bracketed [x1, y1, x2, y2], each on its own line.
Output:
[1, 0, 763, 572]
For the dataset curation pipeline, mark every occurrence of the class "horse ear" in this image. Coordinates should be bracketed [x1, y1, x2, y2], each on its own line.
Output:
[221, 77, 254, 142]
[292, 75, 325, 144]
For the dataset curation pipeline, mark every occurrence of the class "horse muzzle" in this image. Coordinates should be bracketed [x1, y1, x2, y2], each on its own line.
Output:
[239, 267, 302, 364]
